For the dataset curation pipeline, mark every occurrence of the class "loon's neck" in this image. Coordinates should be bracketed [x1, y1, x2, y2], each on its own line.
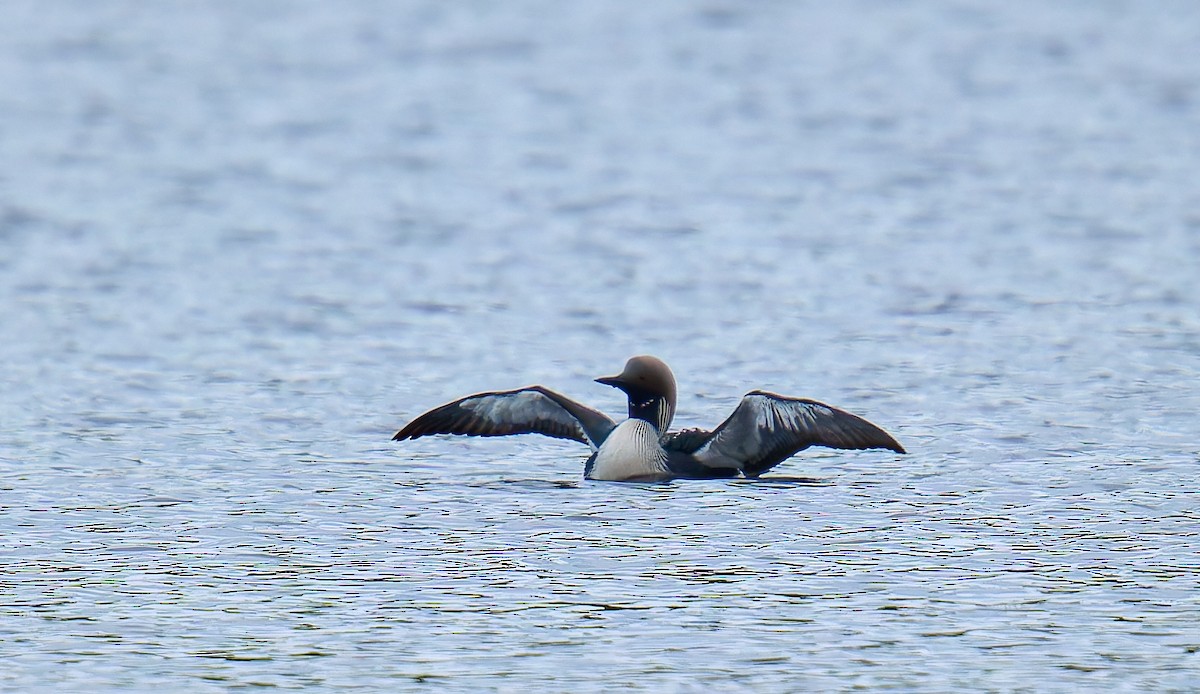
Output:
[626, 393, 673, 435]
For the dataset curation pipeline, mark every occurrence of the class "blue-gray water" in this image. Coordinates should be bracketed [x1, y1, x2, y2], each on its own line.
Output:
[3, 1, 1199, 690]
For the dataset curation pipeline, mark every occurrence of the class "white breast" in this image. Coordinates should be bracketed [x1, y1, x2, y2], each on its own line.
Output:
[587, 419, 668, 482]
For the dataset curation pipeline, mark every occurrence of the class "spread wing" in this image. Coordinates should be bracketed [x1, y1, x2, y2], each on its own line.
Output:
[392, 386, 616, 450]
[689, 391, 905, 477]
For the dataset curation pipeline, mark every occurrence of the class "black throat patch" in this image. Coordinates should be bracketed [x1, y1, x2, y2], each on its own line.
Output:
[626, 389, 662, 428]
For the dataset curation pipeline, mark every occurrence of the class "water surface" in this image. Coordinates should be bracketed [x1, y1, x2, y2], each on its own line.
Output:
[2, 1, 1199, 690]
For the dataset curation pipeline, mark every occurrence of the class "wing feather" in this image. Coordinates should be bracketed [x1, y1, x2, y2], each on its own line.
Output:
[693, 391, 904, 477]
[393, 386, 616, 450]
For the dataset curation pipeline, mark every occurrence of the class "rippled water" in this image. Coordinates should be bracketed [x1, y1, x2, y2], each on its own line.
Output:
[3, 1, 1200, 690]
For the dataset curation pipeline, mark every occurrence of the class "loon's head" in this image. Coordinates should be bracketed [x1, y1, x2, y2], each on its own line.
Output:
[595, 355, 677, 432]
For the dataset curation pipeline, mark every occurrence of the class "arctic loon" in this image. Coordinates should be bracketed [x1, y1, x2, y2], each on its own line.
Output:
[392, 355, 905, 482]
